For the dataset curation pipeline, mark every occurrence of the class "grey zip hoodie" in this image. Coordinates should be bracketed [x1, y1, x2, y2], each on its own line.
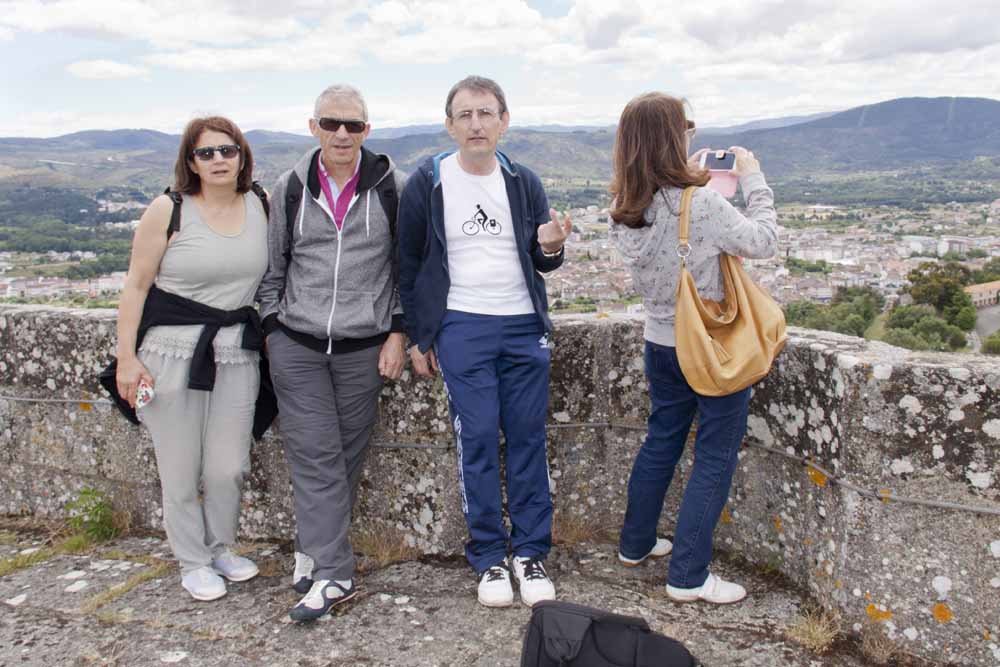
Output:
[609, 173, 778, 347]
[257, 146, 406, 352]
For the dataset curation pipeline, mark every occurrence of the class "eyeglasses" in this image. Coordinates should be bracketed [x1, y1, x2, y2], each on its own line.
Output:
[451, 107, 501, 124]
[685, 120, 697, 143]
[191, 144, 240, 161]
[315, 117, 367, 134]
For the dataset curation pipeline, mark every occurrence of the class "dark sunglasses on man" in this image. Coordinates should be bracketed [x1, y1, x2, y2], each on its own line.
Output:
[315, 117, 367, 134]
[191, 144, 241, 161]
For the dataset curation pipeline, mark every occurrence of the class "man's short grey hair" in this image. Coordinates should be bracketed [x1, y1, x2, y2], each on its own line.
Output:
[314, 84, 368, 121]
[445, 75, 508, 118]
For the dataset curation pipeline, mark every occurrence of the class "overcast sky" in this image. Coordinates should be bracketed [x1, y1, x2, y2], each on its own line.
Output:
[0, 0, 996, 137]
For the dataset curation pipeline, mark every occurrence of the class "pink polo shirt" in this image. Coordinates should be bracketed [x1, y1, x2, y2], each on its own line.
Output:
[317, 153, 361, 231]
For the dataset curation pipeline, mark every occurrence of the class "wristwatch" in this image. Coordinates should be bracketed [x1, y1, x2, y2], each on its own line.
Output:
[542, 246, 564, 258]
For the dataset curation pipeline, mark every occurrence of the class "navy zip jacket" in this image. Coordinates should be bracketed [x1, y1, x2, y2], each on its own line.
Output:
[398, 150, 564, 353]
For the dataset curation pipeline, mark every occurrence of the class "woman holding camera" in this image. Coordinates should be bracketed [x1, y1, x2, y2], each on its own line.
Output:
[609, 93, 777, 604]
[115, 116, 268, 601]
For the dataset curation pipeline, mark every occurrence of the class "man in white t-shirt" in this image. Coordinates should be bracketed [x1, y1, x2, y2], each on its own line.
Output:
[398, 76, 572, 608]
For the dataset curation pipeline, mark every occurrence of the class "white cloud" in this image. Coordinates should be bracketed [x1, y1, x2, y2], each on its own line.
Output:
[0, 0, 310, 48]
[2, 0, 999, 135]
[66, 59, 149, 79]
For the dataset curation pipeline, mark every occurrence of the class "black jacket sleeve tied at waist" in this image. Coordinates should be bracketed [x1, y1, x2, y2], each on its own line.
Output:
[98, 285, 276, 439]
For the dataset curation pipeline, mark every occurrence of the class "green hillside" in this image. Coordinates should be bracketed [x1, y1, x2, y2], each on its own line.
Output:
[1, 96, 998, 207]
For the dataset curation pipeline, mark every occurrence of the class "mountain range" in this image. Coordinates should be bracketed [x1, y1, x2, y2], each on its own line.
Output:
[1, 97, 998, 194]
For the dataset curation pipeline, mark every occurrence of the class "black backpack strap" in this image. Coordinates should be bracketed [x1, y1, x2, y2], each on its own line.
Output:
[163, 187, 183, 240]
[375, 176, 401, 306]
[250, 180, 270, 218]
[375, 176, 398, 241]
[285, 171, 304, 238]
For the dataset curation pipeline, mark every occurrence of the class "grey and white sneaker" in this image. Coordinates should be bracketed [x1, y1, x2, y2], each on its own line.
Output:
[212, 550, 259, 582]
[512, 555, 555, 607]
[182, 566, 227, 601]
[292, 551, 314, 594]
[618, 537, 673, 567]
[289, 579, 357, 622]
[477, 561, 514, 608]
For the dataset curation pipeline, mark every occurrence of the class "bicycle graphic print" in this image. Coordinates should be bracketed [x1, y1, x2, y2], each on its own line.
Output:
[462, 204, 502, 236]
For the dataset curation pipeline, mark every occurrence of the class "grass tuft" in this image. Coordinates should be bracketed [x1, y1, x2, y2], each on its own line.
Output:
[0, 548, 54, 577]
[860, 618, 899, 665]
[785, 605, 841, 654]
[80, 561, 172, 614]
[353, 526, 420, 571]
[58, 533, 95, 554]
[552, 511, 614, 546]
[95, 608, 134, 626]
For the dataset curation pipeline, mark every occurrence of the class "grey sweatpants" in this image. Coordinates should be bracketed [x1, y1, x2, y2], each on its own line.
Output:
[267, 329, 383, 581]
[137, 350, 258, 574]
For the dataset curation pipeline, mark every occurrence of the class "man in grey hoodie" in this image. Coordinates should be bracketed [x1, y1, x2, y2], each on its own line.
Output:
[256, 84, 406, 621]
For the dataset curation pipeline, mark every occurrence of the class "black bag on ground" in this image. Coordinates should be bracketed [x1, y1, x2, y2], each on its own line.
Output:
[520, 600, 699, 667]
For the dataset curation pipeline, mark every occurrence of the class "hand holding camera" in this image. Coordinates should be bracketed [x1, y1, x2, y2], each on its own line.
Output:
[693, 146, 761, 197]
[728, 146, 761, 177]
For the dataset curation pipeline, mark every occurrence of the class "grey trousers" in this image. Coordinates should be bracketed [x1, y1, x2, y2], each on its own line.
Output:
[267, 329, 383, 581]
[137, 350, 258, 574]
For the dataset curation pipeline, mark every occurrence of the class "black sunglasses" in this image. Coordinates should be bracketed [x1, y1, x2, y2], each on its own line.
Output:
[316, 117, 367, 134]
[192, 144, 240, 161]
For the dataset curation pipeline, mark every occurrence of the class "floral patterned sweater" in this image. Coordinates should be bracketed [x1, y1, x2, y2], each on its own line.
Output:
[609, 172, 778, 346]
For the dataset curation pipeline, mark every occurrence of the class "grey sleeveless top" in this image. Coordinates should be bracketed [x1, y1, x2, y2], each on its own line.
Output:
[140, 192, 268, 364]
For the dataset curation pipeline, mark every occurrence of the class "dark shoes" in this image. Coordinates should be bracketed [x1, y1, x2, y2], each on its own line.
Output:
[289, 579, 357, 622]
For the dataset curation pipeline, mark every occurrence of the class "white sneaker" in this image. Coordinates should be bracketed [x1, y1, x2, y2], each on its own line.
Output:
[477, 561, 514, 608]
[292, 551, 314, 594]
[512, 555, 556, 607]
[211, 550, 259, 582]
[666, 572, 746, 604]
[181, 566, 227, 601]
[618, 537, 673, 567]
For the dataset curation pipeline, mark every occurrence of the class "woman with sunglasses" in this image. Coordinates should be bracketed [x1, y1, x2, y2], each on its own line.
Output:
[115, 116, 268, 601]
[609, 93, 777, 604]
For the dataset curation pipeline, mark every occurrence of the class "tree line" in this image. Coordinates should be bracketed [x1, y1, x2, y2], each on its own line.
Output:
[784, 258, 1000, 354]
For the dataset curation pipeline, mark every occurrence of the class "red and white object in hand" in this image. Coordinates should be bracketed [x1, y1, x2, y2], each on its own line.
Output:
[135, 378, 155, 408]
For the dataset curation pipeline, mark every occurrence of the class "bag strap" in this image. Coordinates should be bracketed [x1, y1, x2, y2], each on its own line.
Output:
[672, 186, 698, 265]
[165, 184, 269, 240]
[163, 187, 183, 240]
[375, 176, 398, 242]
[250, 180, 270, 218]
[285, 171, 304, 238]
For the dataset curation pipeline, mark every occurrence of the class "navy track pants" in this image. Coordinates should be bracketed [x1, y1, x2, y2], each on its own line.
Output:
[435, 310, 553, 573]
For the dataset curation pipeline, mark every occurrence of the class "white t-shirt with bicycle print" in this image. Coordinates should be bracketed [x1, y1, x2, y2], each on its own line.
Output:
[441, 153, 534, 315]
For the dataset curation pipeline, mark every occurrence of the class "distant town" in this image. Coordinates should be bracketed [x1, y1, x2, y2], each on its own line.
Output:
[3, 194, 1000, 349]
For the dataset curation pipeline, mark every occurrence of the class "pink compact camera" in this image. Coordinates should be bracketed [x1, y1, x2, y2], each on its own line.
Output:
[699, 150, 739, 198]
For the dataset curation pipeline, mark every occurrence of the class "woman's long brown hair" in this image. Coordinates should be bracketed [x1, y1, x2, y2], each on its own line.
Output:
[609, 93, 709, 228]
[173, 116, 254, 195]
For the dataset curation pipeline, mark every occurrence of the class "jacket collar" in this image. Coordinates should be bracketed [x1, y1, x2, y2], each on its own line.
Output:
[430, 149, 518, 187]
[307, 146, 391, 199]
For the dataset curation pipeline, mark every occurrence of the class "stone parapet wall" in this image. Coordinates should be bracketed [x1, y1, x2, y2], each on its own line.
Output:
[1, 305, 998, 664]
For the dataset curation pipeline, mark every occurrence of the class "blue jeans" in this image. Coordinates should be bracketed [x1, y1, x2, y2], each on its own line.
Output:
[435, 310, 553, 573]
[619, 341, 751, 589]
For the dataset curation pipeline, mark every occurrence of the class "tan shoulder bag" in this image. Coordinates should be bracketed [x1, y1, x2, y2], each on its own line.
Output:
[673, 186, 787, 396]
